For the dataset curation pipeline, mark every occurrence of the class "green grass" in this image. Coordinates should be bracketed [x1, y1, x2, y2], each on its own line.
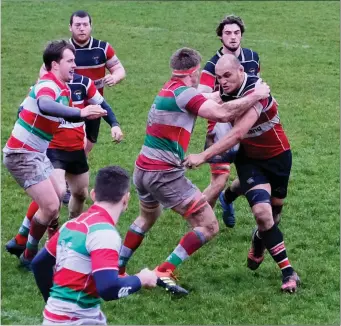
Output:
[1, 1, 340, 325]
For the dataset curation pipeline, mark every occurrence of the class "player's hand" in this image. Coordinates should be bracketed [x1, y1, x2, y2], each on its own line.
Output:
[253, 79, 270, 100]
[111, 126, 123, 143]
[183, 153, 206, 169]
[103, 74, 117, 87]
[136, 268, 157, 288]
[81, 105, 107, 120]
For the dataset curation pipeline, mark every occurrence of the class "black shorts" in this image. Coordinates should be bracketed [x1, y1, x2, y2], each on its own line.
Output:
[85, 118, 101, 143]
[46, 149, 89, 175]
[235, 148, 292, 199]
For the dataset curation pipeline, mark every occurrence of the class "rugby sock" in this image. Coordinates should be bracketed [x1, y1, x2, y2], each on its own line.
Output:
[24, 215, 48, 259]
[252, 229, 265, 257]
[223, 187, 239, 204]
[259, 224, 294, 279]
[119, 223, 146, 274]
[15, 201, 39, 246]
[47, 218, 59, 240]
[158, 230, 207, 272]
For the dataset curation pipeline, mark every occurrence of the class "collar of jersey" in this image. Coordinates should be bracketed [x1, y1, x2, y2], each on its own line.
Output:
[41, 71, 68, 90]
[70, 36, 93, 49]
[87, 204, 116, 226]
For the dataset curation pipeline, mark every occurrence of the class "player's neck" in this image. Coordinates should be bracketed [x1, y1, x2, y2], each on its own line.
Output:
[72, 37, 91, 47]
[222, 46, 241, 58]
[94, 201, 122, 224]
[50, 71, 67, 86]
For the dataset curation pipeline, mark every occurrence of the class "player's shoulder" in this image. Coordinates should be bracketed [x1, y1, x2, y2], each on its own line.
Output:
[242, 47, 260, 62]
[242, 74, 260, 94]
[204, 48, 223, 67]
[91, 37, 113, 50]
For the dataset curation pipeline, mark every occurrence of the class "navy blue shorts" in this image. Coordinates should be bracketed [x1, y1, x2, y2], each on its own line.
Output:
[235, 148, 292, 199]
[46, 149, 89, 175]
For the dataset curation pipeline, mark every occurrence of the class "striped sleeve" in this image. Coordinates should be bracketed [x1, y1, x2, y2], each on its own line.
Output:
[105, 43, 120, 69]
[175, 87, 207, 115]
[35, 81, 59, 100]
[86, 80, 103, 104]
[86, 223, 121, 273]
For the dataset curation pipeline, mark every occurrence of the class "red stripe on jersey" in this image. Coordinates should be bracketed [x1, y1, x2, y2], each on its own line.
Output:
[253, 102, 278, 126]
[136, 154, 174, 171]
[49, 126, 85, 151]
[6, 136, 39, 152]
[87, 80, 98, 99]
[64, 221, 88, 234]
[44, 309, 79, 322]
[45, 230, 60, 257]
[185, 95, 207, 115]
[74, 67, 106, 88]
[53, 268, 99, 297]
[20, 109, 60, 135]
[146, 123, 191, 152]
[241, 126, 290, 159]
[199, 71, 216, 89]
[91, 249, 119, 273]
[78, 212, 113, 226]
[158, 89, 175, 98]
[36, 88, 56, 100]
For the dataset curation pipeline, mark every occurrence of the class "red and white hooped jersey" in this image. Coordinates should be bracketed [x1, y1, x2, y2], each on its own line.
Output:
[49, 74, 103, 151]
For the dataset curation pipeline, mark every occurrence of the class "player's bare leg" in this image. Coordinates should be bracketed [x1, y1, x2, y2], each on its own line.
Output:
[119, 202, 161, 275]
[246, 184, 300, 292]
[84, 139, 95, 156]
[67, 172, 89, 219]
[21, 177, 63, 268]
[248, 196, 285, 270]
[155, 191, 219, 295]
[203, 172, 229, 208]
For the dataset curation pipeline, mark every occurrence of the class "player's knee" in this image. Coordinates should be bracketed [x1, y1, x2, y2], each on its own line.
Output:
[41, 200, 60, 220]
[72, 187, 88, 202]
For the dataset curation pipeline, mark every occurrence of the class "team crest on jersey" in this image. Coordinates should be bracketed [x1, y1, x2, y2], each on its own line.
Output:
[73, 90, 82, 101]
[249, 68, 256, 74]
[93, 55, 100, 65]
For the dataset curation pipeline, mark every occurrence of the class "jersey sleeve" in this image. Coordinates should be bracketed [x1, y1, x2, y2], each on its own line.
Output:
[86, 223, 121, 273]
[35, 81, 59, 100]
[86, 79, 104, 104]
[105, 43, 120, 69]
[45, 230, 60, 258]
[175, 87, 207, 115]
[199, 60, 216, 92]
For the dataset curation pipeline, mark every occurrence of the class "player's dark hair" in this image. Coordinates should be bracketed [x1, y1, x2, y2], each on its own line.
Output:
[94, 166, 130, 204]
[216, 15, 245, 37]
[43, 40, 75, 71]
[170, 48, 201, 74]
[70, 10, 92, 25]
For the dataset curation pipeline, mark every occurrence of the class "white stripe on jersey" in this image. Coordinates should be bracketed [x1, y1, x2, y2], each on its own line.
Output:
[87, 91, 103, 105]
[45, 297, 101, 319]
[86, 229, 121, 252]
[243, 115, 280, 138]
[58, 121, 84, 129]
[55, 247, 92, 274]
[12, 123, 49, 150]
[22, 97, 62, 122]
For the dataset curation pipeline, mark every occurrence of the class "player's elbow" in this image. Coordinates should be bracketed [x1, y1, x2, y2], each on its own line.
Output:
[98, 284, 120, 301]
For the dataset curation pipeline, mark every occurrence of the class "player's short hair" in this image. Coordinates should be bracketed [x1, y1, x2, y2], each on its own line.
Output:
[94, 166, 130, 204]
[70, 10, 92, 25]
[43, 40, 75, 71]
[216, 15, 245, 37]
[170, 48, 202, 75]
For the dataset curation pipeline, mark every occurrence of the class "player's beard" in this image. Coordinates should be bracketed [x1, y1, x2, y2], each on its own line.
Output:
[222, 41, 240, 53]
